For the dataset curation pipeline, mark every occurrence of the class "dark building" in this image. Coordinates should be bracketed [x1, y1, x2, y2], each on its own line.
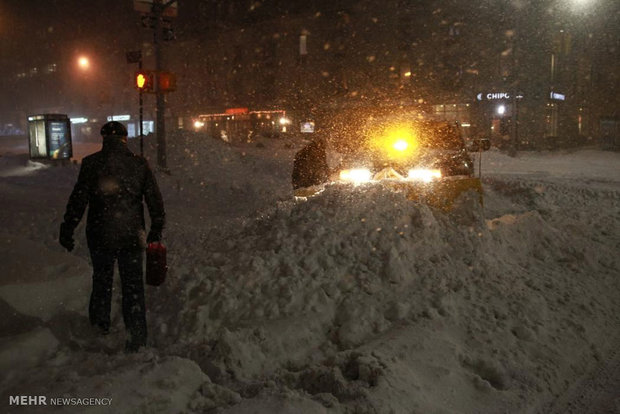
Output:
[167, 0, 618, 149]
[2, 0, 617, 148]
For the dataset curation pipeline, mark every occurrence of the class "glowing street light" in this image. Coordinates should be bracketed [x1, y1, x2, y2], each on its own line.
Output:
[77, 56, 90, 70]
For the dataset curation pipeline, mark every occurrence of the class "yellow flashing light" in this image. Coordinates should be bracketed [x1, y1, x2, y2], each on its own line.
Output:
[393, 139, 408, 151]
[371, 124, 419, 158]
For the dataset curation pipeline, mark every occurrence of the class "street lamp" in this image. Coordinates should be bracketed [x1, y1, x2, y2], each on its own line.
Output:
[77, 56, 90, 71]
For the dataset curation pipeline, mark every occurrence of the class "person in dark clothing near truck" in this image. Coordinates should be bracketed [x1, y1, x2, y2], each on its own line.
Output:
[292, 135, 330, 189]
[59, 121, 165, 352]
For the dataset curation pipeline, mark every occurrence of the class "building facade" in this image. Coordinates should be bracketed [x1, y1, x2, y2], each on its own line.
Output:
[2, 1, 617, 148]
[166, 0, 617, 148]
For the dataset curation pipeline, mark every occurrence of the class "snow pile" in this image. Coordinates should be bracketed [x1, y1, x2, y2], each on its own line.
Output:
[0, 153, 49, 177]
[133, 133, 296, 220]
[1, 137, 619, 413]
[147, 177, 619, 413]
[2, 349, 238, 414]
[155, 184, 482, 350]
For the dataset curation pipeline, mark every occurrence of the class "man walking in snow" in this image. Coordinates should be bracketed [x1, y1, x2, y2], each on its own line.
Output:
[59, 121, 165, 352]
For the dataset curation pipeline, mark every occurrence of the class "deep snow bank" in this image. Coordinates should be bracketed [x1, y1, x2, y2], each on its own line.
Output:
[150, 177, 620, 413]
[1, 138, 619, 413]
[131, 132, 296, 222]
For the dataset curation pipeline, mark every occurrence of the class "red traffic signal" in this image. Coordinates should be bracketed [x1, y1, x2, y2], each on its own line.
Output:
[158, 71, 177, 92]
[135, 70, 154, 92]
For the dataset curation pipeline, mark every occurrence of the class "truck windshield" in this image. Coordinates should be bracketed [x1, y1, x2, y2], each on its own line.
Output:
[418, 124, 464, 151]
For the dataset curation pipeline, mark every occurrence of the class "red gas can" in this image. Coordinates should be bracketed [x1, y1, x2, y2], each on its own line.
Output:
[146, 242, 167, 286]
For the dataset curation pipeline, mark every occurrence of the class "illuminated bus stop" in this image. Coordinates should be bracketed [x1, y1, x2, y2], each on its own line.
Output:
[28, 114, 73, 160]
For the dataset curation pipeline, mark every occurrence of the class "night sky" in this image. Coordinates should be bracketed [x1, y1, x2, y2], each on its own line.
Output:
[3, 0, 618, 58]
[2, 0, 139, 64]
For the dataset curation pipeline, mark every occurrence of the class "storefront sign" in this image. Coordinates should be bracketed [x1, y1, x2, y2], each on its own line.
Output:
[300, 121, 315, 133]
[225, 107, 249, 115]
[550, 92, 565, 101]
[476, 92, 524, 101]
[107, 114, 131, 121]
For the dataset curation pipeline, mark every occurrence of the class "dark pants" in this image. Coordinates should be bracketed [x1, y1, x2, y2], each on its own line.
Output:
[89, 248, 146, 347]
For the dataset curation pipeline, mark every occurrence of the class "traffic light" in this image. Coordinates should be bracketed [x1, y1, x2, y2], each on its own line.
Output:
[158, 71, 177, 92]
[134, 70, 175, 93]
[135, 70, 154, 92]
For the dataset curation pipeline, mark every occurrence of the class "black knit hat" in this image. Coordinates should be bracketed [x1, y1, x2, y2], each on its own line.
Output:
[100, 121, 128, 137]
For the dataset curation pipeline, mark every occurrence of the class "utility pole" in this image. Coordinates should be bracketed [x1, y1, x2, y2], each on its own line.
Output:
[133, 0, 176, 169]
[509, 6, 521, 157]
[510, 91, 519, 156]
[152, 0, 176, 172]
[126, 50, 144, 156]
[139, 58, 144, 157]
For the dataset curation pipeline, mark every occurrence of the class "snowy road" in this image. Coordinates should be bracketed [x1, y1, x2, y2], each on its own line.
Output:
[546, 340, 620, 414]
[1, 136, 619, 413]
[0, 136, 101, 162]
[475, 149, 620, 414]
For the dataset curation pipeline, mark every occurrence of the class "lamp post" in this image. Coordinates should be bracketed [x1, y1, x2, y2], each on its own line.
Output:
[74, 55, 94, 121]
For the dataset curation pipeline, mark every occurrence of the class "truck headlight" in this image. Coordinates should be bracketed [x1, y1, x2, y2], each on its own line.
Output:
[408, 168, 442, 183]
[339, 168, 372, 183]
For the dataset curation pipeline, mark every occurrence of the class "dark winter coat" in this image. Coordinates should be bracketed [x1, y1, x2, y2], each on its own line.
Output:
[62, 138, 165, 251]
[291, 139, 330, 189]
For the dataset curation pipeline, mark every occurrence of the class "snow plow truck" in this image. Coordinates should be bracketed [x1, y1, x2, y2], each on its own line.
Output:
[293, 110, 490, 210]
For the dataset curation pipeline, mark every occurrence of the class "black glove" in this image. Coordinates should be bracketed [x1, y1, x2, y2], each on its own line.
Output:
[147, 229, 162, 244]
[59, 222, 75, 252]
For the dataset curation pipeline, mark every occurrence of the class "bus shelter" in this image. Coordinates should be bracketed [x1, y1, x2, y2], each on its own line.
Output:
[28, 114, 73, 160]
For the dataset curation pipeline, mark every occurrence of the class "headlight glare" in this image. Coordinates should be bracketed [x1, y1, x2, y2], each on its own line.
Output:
[339, 168, 372, 183]
[408, 168, 442, 183]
